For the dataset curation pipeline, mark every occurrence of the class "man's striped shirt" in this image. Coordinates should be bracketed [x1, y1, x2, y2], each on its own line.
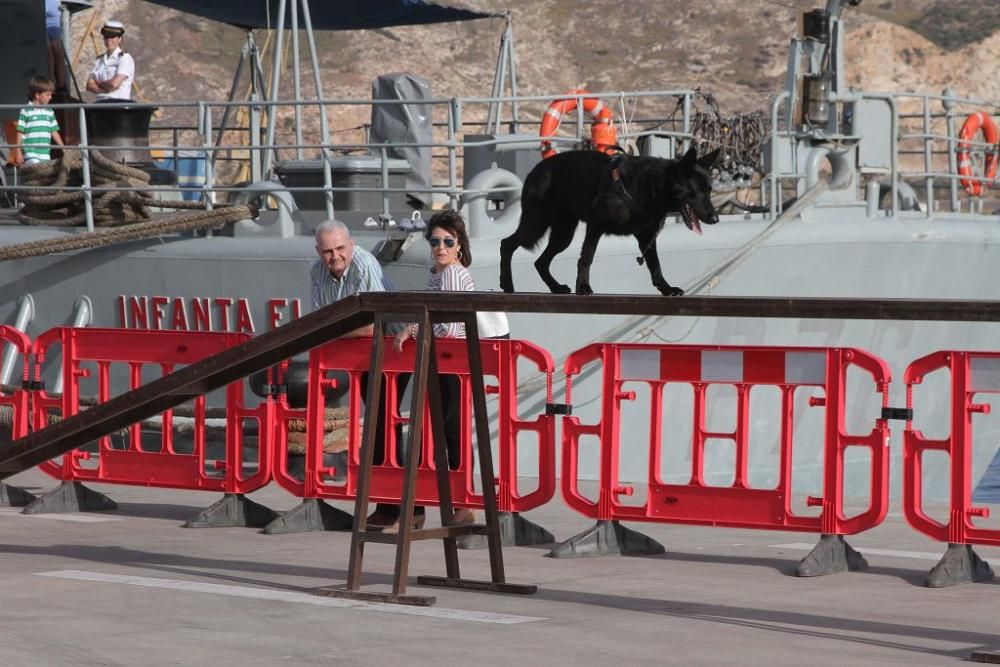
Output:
[16, 104, 59, 162]
[310, 245, 385, 310]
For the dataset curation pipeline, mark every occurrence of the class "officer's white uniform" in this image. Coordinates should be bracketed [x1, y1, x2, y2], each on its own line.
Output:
[90, 47, 135, 101]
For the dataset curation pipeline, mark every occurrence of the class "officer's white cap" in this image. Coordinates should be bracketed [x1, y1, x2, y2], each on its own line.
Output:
[101, 20, 125, 35]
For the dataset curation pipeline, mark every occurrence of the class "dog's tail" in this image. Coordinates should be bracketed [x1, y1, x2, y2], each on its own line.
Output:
[508, 210, 551, 251]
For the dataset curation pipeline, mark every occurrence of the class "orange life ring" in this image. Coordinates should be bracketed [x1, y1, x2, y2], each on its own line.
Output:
[539, 89, 617, 159]
[956, 111, 999, 197]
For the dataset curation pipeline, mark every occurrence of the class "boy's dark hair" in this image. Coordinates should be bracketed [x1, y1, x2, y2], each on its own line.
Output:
[28, 76, 55, 99]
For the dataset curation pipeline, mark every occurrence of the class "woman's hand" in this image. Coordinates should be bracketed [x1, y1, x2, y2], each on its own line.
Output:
[394, 324, 415, 352]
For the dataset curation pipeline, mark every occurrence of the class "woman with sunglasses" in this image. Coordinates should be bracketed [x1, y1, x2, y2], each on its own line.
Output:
[392, 210, 477, 527]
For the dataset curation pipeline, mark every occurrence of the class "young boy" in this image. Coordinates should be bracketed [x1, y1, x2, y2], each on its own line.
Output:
[14, 76, 64, 166]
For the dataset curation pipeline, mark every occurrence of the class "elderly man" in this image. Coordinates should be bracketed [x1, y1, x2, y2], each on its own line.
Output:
[310, 220, 413, 532]
[311, 219, 385, 329]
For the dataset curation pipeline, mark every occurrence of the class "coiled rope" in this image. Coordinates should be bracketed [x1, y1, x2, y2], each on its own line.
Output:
[5, 150, 256, 261]
[17, 150, 163, 226]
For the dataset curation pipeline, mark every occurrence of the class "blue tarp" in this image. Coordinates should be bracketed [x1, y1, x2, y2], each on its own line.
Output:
[140, 0, 498, 30]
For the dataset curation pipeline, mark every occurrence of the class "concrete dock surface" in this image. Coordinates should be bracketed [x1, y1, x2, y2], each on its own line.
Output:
[1, 468, 998, 666]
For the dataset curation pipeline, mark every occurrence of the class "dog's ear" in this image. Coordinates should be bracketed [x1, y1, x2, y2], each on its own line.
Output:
[679, 146, 699, 166]
[697, 147, 722, 170]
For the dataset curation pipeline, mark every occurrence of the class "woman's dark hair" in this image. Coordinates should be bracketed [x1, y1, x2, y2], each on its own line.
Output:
[425, 209, 471, 267]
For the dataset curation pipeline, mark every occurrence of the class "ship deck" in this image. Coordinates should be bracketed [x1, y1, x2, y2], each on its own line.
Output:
[1, 467, 998, 666]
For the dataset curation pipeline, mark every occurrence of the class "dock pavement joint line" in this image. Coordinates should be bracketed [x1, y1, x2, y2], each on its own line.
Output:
[770, 543, 945, 561]
[35, 570, 547, 625]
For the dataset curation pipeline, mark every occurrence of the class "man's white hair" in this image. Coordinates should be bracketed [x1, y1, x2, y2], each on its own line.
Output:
[314, 219, 351, 244]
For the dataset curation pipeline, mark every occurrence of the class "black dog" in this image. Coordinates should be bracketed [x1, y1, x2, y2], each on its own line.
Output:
[499, 147, 720, 296]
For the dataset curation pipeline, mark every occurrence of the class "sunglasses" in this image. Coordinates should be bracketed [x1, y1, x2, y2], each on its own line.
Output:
[429, 237, 456, 248]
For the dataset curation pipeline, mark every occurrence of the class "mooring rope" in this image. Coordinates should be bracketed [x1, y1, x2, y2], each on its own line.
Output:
[0, 203, 255, 262]
[3, 149, 258, 261]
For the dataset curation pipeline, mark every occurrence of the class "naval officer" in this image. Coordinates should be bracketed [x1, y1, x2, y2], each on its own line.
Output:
[86, 20, 135, 102]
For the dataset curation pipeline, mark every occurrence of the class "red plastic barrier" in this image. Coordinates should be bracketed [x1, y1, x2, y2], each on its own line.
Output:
[562, 343, 891, 534]
[904, 351, 1000, 546]
[31, 327, 270, 492]
[272, 336, 555, 512]
[0, 325, 32, 440]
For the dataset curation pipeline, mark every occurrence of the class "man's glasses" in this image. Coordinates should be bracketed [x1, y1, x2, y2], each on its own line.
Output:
[429, 237, 456, 248]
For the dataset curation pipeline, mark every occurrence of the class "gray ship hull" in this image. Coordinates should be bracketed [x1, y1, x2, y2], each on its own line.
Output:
[4, 206, 998, 504]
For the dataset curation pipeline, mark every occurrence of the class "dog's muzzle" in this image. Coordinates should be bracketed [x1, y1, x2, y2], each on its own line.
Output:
[681, 203, 715, 235]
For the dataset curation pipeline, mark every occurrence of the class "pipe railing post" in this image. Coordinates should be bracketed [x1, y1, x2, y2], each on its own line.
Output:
[290, 0, 303, 160]
[0, 295, 34, 388]
[380, 145, 391, 221]
[262, 0, 288, 177]
[300, 0, 335, 219]
[923, 96, 934, 218]
[199, 103, 215, 238]
[941, 88, 960, 213]
[448, 98, 460, 209]
[77, 106, 95, 232]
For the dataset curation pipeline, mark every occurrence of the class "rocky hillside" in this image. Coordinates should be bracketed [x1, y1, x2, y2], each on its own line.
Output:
[69, 0, 999, 146]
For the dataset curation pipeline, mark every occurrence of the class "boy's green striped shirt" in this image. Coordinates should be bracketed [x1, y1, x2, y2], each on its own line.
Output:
[16, 104, 59, 162]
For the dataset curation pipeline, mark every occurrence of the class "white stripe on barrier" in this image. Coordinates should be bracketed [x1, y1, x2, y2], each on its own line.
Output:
[36, 570, 547, 624]
[620, 348, 661, 381]
[785, 351, 827, 384]
[617, 347, 828, 384]
[970, 356, 1000, 392]
[701, 350, 743, 382]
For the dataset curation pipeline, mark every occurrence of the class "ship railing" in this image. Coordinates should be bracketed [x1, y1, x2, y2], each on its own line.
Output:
[883, 90, 1000, 215]
[0, 90, 710, 231]
[763, 87, 1000, 219]
[763, 90, 898, 219]
[5, 89, 996, 232]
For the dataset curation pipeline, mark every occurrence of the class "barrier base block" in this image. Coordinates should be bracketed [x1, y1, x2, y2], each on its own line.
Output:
[21, 481, 117, 514]
[925, 543, 995, 588]
[262, 498, 353, 534]
[0, 482, 36, 507]
[547, 520, 665, 559]
[183, 493, 279, 529]
[457, 511, 556, 550]
[795, 534, 868, 577]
